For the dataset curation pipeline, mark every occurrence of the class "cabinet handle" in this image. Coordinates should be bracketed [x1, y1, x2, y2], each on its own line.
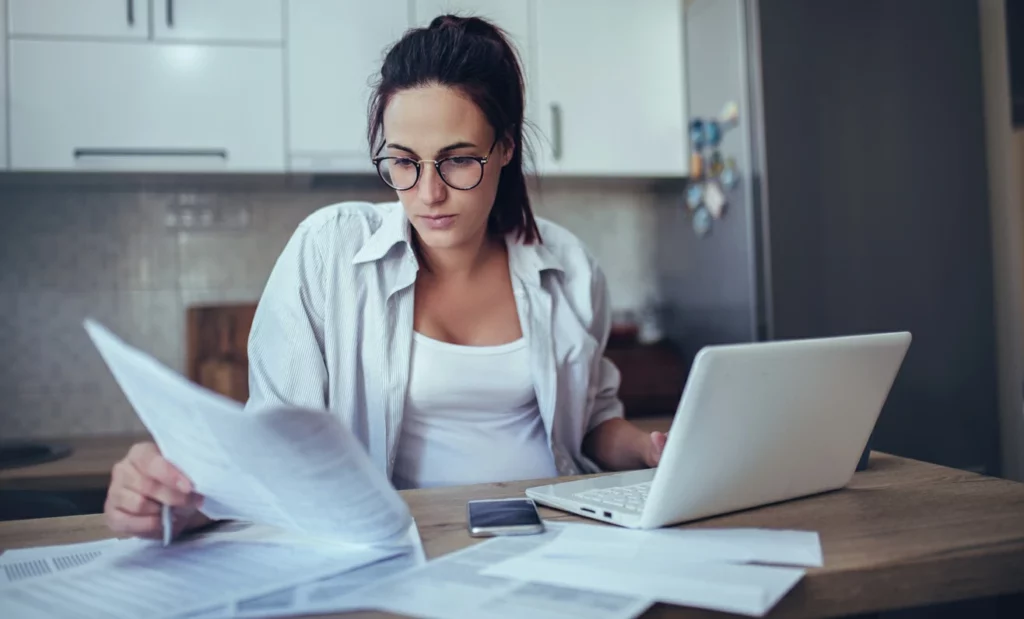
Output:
[550, 103, 563, 161]
[166, 0, 175, 27]
[74, 148, 228, 159]
[126, 0, 134, 26]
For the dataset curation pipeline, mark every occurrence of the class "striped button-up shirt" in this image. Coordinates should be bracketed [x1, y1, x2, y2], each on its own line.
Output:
[245, 201, 624, 481]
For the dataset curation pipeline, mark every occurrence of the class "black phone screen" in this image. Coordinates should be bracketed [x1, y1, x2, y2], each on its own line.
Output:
[468, 499, 542, 528]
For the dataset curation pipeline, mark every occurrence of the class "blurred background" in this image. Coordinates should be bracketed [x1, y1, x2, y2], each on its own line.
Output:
[0, 0, 1021, 504]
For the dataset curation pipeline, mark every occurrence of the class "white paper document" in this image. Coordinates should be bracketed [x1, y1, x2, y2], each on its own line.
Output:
[0, 539, 143, 585]
[537, 524, 823, 567]
[83, 319, 412, 545]
[0, 527, 401, 619]
[346, 523, 654, 619]
[484, 552, 804, 617]
[173, 521, 428, 619]
[480, 523, 813, 617]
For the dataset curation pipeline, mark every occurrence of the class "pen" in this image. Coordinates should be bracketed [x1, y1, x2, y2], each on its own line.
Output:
[161, 504, 172, 547]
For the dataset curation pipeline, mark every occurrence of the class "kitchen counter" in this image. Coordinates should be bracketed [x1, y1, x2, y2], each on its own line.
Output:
[0, 418, 675, 494]
[0, 434, 148, 492]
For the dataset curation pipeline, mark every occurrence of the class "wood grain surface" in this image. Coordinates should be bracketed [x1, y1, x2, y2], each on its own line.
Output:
[2, 452, 1023, 618]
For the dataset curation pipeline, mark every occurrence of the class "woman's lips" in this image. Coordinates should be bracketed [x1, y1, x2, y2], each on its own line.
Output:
[420, 214, 457, 230]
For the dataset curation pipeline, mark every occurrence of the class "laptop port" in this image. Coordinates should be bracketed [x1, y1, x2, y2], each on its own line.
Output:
[603, 511, 612, 518]
[581, 507, 595, 514]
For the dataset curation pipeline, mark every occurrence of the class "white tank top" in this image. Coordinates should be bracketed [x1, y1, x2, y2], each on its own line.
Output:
[391, 332, 558, 490]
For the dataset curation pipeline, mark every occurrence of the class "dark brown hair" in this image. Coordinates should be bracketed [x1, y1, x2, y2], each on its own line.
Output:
[368, 14, 541, 244]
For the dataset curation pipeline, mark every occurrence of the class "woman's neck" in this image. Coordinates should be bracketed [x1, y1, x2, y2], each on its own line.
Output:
[416, 232, 503, 281]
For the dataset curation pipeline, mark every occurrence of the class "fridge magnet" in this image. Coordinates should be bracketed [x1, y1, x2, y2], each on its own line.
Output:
[683, 102, 742, 237]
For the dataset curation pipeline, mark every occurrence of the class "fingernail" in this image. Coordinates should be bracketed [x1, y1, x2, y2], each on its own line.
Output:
[177, 479, 191, 493]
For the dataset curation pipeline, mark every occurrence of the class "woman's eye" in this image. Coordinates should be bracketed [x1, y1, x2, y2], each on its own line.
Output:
[447, 157, 475, 167]
[392, 158, 417, 169]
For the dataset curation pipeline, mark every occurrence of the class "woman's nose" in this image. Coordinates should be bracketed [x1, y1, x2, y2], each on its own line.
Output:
[417, 164, 447, 205]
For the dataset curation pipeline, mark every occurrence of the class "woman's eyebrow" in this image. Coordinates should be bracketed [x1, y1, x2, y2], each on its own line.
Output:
[385, 141, 478, 157]
[385, 143, 418, 156]
[438, 141, 477, 154]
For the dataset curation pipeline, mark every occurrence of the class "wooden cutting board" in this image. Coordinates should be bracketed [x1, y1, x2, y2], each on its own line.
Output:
[186, 304, 256, 403]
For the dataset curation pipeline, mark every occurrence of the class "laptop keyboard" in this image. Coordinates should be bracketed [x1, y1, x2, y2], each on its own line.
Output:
[573, 481, 651, 513]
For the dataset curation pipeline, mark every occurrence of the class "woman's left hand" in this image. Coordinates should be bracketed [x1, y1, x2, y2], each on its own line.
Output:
[583, 419, 669, 471]
[644, 431, 668, 467]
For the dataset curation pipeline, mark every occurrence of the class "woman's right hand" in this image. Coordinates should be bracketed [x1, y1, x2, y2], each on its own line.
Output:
[104, 442, 204, 538]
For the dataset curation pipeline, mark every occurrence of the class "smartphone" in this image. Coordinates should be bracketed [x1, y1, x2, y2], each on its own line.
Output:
[466, 498, 545, 537]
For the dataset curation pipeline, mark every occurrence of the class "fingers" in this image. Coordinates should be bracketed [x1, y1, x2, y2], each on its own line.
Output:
[110, 486, 162, 516]
[105, 442, 202, 538]
[115, 460, 194, 508]
[104, 504, 162, 539]
[129, 442, 193, 494]
[648, 431, 668, 467]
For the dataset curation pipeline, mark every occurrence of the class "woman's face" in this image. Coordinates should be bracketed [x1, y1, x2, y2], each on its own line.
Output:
[382, 84, 510, 251]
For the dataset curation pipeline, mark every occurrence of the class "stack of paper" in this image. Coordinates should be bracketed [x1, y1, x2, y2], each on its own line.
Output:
[330, 523, 655, 619]
[0, 320, 427, 619]
[81, 319, 413, 546]
[479, 523, 822, 617]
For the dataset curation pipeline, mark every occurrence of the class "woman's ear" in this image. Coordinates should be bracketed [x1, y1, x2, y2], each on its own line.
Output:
[500, 135, 515, 167]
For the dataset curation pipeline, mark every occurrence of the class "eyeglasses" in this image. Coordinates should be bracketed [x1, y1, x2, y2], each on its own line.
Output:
[372, 139, 498, 191]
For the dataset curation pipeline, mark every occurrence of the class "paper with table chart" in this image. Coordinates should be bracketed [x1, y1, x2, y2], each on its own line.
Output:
[82, 318, 412, 545]
[0, 524, 408, 619]
[480, 522, 820, 617]
[0, 538, 145, 585]
[342, 522, 655, 619]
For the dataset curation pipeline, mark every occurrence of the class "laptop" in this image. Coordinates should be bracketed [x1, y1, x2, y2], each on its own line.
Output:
[527, 332, 912, 529]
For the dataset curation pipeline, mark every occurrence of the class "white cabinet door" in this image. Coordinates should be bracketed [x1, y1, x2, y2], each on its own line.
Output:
[151, 0, 282, 44]
[412, 0, 536, 137]
[287, 0, 409, 172]
[8, 0, 149, 40]
[9, 40, 285, 172]
[534, 0, 688, 177]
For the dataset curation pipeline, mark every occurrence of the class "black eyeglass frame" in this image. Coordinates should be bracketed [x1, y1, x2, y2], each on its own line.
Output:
[371, 138, 499, 191]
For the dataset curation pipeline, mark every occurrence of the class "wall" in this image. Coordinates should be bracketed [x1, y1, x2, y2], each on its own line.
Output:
[0, 177, 660, 439]
[979, 0, 1024, 482]
[758, 0, 1001, 474]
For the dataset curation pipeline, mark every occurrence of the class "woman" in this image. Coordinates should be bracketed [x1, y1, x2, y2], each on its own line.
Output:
[104, 15, 668, 538]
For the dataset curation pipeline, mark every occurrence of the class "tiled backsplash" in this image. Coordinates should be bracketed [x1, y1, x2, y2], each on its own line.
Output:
[0, 177, 663, 438]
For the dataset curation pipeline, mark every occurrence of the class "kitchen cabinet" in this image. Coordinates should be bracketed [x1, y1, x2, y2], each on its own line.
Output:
[7, 0, 279, 44]
[151, 0, 283, 44]
[287, 0, 409, 172]
[534, 0, 688, 176]
[9, 40, 285, 172]
[7, 0, 149, 40]
[412, 0, 536, 126]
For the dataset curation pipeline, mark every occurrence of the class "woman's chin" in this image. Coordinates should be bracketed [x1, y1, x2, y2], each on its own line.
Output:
[415, 226, 464, 250]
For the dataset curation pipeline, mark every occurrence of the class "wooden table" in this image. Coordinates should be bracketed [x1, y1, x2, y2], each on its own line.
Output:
[0, 435, 147, 492]
[2, 453, 1023, 618]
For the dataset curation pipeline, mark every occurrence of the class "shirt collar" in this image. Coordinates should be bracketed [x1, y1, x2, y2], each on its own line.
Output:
[351, 202, 564, 286]
[506, 230, 564, 288]
[352, 203, 413, 265]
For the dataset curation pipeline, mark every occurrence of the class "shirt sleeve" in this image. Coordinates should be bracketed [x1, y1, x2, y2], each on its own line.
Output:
[245, 221, 330, 412]
[585, 260, 626, 433]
